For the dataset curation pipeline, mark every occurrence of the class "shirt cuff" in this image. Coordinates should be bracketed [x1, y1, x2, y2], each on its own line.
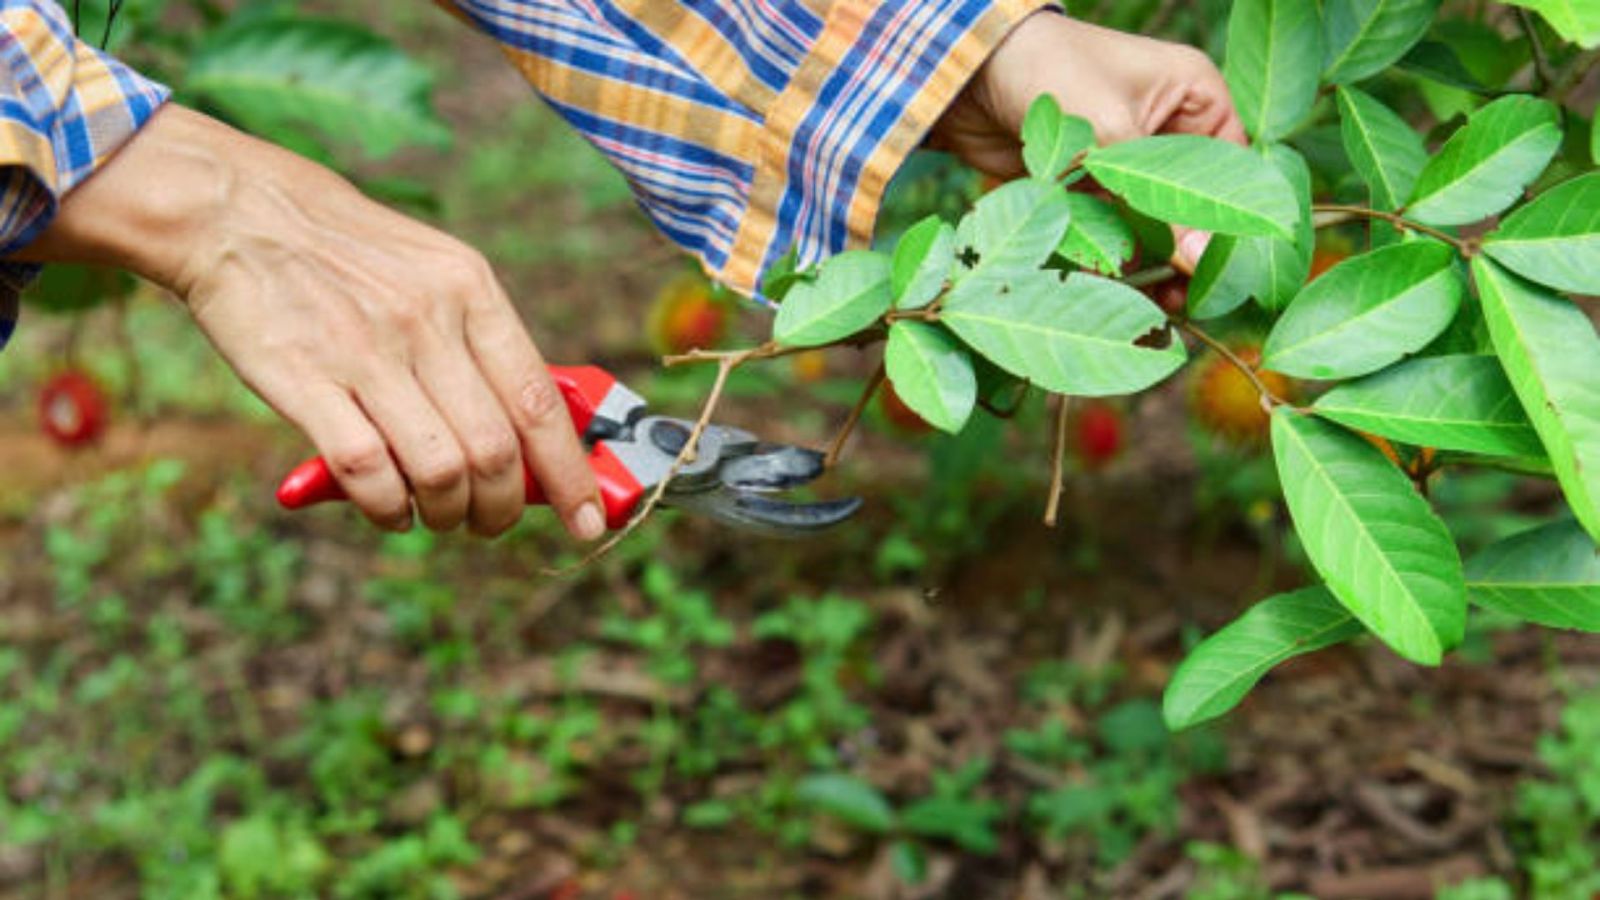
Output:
[723, 0, 1056, 296]
[0, 1, 171, 353]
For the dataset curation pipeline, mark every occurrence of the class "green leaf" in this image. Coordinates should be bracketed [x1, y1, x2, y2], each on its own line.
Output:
[1263, 241, 1465, 379]
[1323, 0, 1440, 84]
[1398, 40, 1493, 93]
[884, 322, 978, 434]
[1314, 355, 1547, 457]
[899, 795, 1004, 855]
[1483, 172, 1600, 296]
[1467, 520, 1600, 630]
[952, 180, 1073, 294]
[1188, 236, 1265, 320]
[889, 840, 928, 885]
[1337, 86, 1428, 210]
[760, 247, 807, 304]
[1224, 0, 1324, 142]
[187, 17, 452, 159]
[22, 264, 135, 314]
[1272, 411, 1466, 664]
[1406, 95, 1563, 226]
[1433, 19, 1533, 86]
[1252, 144, 1316, 313]
[942, 272, 1187, 396]
[1473, 258, 1600, 543]
[892, 216, 956, 309]
[1058, 194, 1135, 276]
[1022, 95, 1095, 182]
[795, 773, 895, 834]
[1187, 146, 1313, 318]
[1501, 0, 1600, 47]
[773, 251, 892, 347]
[1163, 587, 1362, 730]
[1085, 135, 1298, 239]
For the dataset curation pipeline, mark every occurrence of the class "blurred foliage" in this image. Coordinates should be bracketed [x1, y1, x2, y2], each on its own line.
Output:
[3, 0, 1599, 896]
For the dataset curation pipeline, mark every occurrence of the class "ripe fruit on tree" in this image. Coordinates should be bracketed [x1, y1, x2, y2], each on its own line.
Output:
[1189, 344, 1294, 446]
[648, 271, 729, 356]
[38, 369, 109, 449]
[1071, 400, 1124, 470]
[790, 349, 828, 384]
[877, 381, 933, 435]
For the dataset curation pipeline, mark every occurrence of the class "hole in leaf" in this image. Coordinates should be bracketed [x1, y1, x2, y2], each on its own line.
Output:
[1133, 325, 1173, 350]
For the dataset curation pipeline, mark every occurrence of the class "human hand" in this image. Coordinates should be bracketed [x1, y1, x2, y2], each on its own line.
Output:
[932, 11, 1248, 271]
[22, 106, 604, 540]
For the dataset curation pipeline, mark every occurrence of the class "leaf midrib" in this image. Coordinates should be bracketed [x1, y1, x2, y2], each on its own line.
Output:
[1268, 264, 1454, 366]
[1327, 0, 1388, 76]
[1411, 118, 1558, 209]
[1179, 613, 1358, 716]
[1088, 156, 1283, 235]
[1280, 416, 1441, 655]
[1344, 92, 1404, 204]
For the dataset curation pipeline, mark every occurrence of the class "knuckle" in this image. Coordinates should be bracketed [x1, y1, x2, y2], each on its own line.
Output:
[438, 248, 495, 296]
[468, 432, 520, 478]
[329, 440, 390, 480]
[411, 452, 468, 494]
[383, 299, 429, 337]
[512, 376, 566, 430]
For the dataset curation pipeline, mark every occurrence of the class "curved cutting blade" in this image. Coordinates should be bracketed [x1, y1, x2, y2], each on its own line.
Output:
[664, 490, 862, 537]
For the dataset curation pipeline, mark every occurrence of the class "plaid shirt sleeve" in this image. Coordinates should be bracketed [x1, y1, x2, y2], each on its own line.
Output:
[0, 0, 169, 352]
[444, 0, 1054, 300]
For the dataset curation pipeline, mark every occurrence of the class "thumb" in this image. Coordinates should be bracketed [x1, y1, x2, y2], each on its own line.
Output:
[1172, 227, 1212, 275]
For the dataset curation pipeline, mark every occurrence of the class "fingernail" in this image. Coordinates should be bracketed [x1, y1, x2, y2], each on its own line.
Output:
[1179, 231, 1211, 269]
[574, 502, 606, 541]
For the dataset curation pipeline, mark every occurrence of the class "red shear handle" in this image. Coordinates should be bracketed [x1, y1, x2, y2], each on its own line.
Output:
[276, 443, 643, 530]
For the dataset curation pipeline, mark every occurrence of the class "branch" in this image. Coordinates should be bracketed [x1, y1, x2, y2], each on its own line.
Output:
[1123, 265, 1179, 290]
[1312, 204, 1473, 256]
[662, 330, 885, 369]
[1044, 395, 1072, 527]
[1517, 6, 1557, 92]
[1177, 320, 1291, 411]
[825, 362, 885, 468]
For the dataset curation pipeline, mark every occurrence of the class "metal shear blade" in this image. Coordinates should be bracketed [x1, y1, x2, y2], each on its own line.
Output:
[665, 488, 863, 537]
[644, 425, 861, 536]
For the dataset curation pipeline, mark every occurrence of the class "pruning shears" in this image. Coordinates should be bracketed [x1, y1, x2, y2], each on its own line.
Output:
[275, 365, 862, 535]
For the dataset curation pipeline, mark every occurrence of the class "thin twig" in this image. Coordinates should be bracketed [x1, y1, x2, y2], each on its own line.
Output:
[1312, 204, 1473, 255]
[1044, 395, 1072, 528]
[544, 350, 749, 575]
[1178, 320, 1289, 411]
[1517, 7, 1556, 93]
[662, 330, 884, 369]
[825, 362, 884, 468]
[1122, 265, 1178, 290]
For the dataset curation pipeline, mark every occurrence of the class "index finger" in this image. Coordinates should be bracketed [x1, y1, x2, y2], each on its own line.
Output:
[466, 293, 605, 542]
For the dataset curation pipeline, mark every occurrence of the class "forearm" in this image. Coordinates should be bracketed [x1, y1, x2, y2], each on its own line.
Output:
[14, 105, 343, 298]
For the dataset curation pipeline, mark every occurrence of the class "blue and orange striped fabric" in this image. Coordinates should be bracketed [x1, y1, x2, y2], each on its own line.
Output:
[0, 0, 1051, 352]
[445, 0, 1052, 296]
[0, 0, 168, 351]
